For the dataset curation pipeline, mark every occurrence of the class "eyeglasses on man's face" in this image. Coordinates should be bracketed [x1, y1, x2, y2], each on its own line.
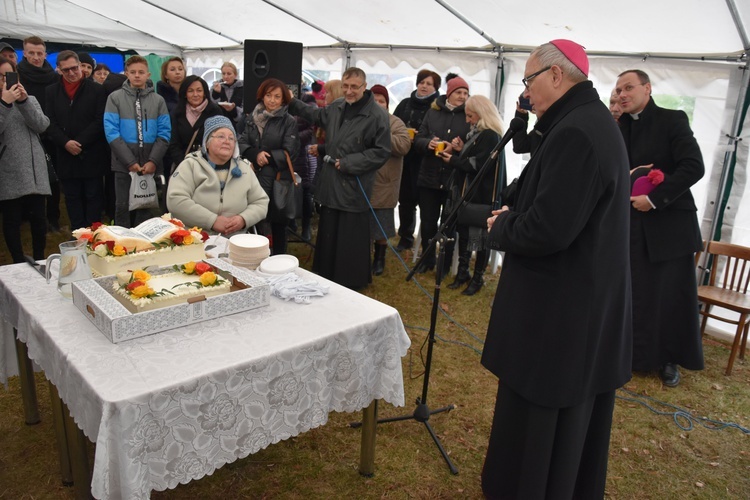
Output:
[341, 82, 364, 92]
[522, 66, 552, 89]
[60, 65, 80, 74]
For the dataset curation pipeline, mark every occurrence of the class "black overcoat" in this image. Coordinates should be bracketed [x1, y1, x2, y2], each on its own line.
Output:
[413, 96, 470, 190]
[481, 82, 633, 408]
[167, 100, 222, 164]
[44, 78, 108, 179]
[619, 98, 704, 262]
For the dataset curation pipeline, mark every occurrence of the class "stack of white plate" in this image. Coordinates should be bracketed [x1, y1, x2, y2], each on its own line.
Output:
[228, 234, 270, 270]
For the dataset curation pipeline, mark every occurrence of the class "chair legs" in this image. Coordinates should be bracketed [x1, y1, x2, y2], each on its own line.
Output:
[699, 303, 711, 337]
[725, 313, 747, 376]
[740, 322, 749, 360]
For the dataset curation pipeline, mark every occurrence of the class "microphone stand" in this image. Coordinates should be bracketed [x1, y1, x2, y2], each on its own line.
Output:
[351, 121, 522, 475]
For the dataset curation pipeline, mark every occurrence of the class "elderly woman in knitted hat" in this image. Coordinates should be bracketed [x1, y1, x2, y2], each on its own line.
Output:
[412, 73, 471, 274]
[167, 115, 268, 236]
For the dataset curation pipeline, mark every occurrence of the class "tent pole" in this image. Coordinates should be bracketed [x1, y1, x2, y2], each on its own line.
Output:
[725, 0, 750, 50]
[493, 49, 504, 110]
[433, 0, 500, 48]
[699, 62, 750, 283]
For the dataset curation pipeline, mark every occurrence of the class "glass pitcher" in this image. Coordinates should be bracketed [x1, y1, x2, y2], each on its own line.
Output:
[45, 240, 92, 298]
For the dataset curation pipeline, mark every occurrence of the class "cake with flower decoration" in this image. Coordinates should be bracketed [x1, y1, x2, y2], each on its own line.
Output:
[112, 262, 231, 313]
[73, 214, 208, 276]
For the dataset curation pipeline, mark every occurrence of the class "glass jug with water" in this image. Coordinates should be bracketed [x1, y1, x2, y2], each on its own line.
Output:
[45, 240, 92, 298]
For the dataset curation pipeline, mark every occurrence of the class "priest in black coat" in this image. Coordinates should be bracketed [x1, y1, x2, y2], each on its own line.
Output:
[481, 40, 632, 499]
[616, 69, 705, 387]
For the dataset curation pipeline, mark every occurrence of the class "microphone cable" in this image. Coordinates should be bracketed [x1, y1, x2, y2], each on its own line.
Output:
[354, 175, 486, 366]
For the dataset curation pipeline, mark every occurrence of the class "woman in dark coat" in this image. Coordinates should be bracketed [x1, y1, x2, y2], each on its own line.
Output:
[439, 95, 505, 295]
[168, 76, 222, 172]
[156, 57, 185, 115]
[392, 69, 441, 251]
[239, 78, 299, 255]
[413, 74, 471, 273]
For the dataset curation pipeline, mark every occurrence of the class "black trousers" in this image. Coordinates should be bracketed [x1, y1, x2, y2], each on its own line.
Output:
[2, 194, 47, 263]
[397, 158, 420, 244]
[313, 206, 371, 290]
[61, 177, 104, 230]
[418, 187, 454, 267]
[482, 383, 616, 500]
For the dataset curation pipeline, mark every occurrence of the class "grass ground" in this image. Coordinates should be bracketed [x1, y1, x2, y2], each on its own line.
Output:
[0, 210, 748, 499]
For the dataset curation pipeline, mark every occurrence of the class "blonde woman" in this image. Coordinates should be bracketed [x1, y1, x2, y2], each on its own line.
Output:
[157, 56, 186, 114]
[211, 62, 244, 130]
[438, 94, 506, 295]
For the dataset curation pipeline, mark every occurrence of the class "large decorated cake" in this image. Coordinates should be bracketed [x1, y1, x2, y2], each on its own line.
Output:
[112, 262, 231, 313]
[73, 215, 208, 276]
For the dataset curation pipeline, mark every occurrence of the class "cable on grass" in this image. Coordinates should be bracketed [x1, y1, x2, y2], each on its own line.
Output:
[616, 387, 750, 434]
[360, 177, 486, 355]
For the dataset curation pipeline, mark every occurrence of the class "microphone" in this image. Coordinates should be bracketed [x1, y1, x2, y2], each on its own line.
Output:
[322, 155, 337, 166]
[490, 117, 526, 159]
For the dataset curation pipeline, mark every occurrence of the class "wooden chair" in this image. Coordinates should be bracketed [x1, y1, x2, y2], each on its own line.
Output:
[697, 240, 750, 375]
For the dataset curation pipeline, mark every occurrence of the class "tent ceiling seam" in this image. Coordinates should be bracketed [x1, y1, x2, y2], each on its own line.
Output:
[301, 43, 745, 64]
[262, 0, 348, 46]
[140, 0, 242, 45]
[433, 0, 500, 49]
[62, 0, 181, 51]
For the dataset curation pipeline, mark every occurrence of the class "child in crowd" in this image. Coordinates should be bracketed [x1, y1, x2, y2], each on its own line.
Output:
[104, 55, 171, 227]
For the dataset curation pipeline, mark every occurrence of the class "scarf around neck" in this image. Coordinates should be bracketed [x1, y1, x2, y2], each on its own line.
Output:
[62, 78, 83, 101]
[186, 99, 209, 127]
[252, 103, 287, 136]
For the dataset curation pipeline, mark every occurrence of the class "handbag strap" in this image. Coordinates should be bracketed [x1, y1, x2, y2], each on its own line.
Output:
[184, 129, 200, 157]
[282, 150, 298, 185]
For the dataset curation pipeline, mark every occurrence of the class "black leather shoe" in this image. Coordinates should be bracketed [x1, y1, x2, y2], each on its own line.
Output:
[414, 261, 435, 274]
[462, 279, 484, 296]
[447, 275, 471, 290]
[659, 363, 681, 387]
[395, 239, 414, 252]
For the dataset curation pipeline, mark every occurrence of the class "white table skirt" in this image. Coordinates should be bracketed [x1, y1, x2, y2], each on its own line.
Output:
[0, 263, 410, 499]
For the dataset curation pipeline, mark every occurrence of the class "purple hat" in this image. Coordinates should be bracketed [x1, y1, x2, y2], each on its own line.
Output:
[549, 39, 589, 77]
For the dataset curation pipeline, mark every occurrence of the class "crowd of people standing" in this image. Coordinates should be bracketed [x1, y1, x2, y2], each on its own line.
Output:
[0, 33, 713, 499]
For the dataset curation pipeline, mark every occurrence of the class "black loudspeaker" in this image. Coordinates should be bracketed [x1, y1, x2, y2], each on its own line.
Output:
[243, 39, 303, 111]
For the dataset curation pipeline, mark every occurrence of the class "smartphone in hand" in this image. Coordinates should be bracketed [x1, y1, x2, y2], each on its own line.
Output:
[519, 94, 533, 111]
[5, 71, 18, 90]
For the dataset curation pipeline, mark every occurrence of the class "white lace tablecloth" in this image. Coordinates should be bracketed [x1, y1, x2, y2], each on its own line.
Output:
[0, 263, 410, 499]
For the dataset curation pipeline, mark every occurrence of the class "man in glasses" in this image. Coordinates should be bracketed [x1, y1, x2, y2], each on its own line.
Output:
[482, 40, 632, 498]
[616, 69, 705, 388]
[17, 35, 62, 233]
[44, 50, 109, 230]
[288, 67, 391, 290]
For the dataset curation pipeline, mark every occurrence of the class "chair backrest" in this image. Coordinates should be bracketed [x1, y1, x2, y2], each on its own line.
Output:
[705, 240, 750, 293]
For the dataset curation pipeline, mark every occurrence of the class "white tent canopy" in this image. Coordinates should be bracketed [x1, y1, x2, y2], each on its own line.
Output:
[2, 0, 750, 248]
[1, 0, 747, 57]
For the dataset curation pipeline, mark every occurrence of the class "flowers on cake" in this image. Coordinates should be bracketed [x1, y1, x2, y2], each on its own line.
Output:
[117, 269, 174, 300]
[72, 215, 209, 258]
[174, 261, 226, 289]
